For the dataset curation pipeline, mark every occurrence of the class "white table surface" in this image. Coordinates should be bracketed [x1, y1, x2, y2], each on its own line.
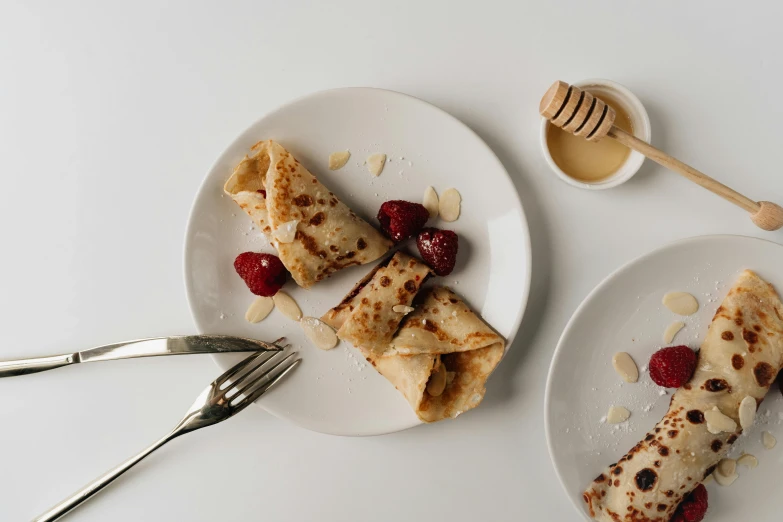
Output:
[2, 1, 782, 521]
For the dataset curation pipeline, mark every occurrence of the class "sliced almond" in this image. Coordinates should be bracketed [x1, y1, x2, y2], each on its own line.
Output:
[423, 186, 439, 219]
[663, 321, 685, 344]
[606, 405, 631, 424]
[245, 296, 274, 323]
[439, 188, 461, 222]
[426, 364, 448, 397]
[612, 352, 639, 383]
[713, 470, 738, 487]
[300, 316, 339, 350]
[705, 406, 738, 434]
[737, 453, 758, 468]
[762, 430, 777, 449]
[328, 151, 351, 170]
[738, 395, 757, 430]
[716, 458, 736, 477]
[272, 291, 302, 321]
[272, 220, 299, 244]
[392, 304, 415, 314]
[366, 153, 386, 176]
[702, 474, 714, 485]
[662, 291, 699, 316]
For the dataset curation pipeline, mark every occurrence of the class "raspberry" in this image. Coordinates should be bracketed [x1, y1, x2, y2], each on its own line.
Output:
[417, 228, 458, 276]
[233, 252, 287, 296]
[670, 484, 708, 522]
[649, 345, 697, 388]
[377, 200, 429, 242]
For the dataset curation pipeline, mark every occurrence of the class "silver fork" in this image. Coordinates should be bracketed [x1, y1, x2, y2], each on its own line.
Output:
[33, 343, 301, 522]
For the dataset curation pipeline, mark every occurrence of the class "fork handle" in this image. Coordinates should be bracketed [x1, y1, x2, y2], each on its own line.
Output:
[0, 354, 76, 378]
[33, 432, 176, 522]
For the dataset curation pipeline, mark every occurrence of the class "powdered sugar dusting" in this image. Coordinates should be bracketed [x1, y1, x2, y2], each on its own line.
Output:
[567, 263, 783, 466]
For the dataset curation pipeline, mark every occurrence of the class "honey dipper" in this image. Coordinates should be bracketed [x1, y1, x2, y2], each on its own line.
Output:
[540, 81, 783, 231]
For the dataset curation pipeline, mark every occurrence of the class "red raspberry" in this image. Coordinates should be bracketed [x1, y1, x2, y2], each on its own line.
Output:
[670, 484, 708, 522]
[649, 345, 697, 388]
[233, 252, 287, 296]
[377, 200, 429, 242]
[417, 228, 458, 276]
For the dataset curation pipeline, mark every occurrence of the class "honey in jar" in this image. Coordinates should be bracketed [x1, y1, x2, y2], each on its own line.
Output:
[546, 91, 634, 182]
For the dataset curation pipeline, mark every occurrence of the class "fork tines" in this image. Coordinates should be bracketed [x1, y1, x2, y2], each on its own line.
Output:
[215, 347, 299, 413]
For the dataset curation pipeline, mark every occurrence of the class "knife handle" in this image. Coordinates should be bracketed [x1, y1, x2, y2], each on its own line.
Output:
[0, 354, 77, 378]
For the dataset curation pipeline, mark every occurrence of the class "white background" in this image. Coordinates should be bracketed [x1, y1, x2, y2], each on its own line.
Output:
[1, 1, 782, 521]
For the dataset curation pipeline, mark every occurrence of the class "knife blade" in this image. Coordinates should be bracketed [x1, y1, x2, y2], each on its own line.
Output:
[0, 335, 281, 378]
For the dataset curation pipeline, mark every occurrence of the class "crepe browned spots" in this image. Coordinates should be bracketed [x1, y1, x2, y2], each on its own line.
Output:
[584, 270, 783, 522]
[224, 140, 392, 288]
[322, 252, 505, 422]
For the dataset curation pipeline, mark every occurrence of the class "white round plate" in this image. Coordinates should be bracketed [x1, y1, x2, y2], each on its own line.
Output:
[546, 235, 783, 520]
[184, 87, 531, 436]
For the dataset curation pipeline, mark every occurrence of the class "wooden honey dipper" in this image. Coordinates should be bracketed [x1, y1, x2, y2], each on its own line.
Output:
[540, 80, 783, 231]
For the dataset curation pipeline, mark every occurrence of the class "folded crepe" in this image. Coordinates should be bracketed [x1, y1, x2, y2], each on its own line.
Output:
[322, 253, 505, 423]
[584, 270, 783, 522]
[224, 140, 392, 288]
[323, 252, 431, 356]
[375, 287, 505, 422]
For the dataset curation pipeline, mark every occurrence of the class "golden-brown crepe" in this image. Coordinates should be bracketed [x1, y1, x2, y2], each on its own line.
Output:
[322, 256, 505, 423]
[377, 287, 505, 422]
[324, 252, 431, 355]
[584, 270, 783, 522]
[224, 140, 392, 288]
[389, 288, 504, 357]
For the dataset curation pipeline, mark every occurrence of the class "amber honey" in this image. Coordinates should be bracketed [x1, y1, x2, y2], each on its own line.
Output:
[546, 91, 634, 182]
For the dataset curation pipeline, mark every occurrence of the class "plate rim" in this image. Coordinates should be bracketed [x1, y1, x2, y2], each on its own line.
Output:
[543, 233, 783, 519]
[183, 86, 533, 435]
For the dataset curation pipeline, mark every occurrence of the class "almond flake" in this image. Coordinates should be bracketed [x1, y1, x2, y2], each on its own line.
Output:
[737, 453, 758, 468]
[739, 395, 756, 430]
[272, 292, 302, 321]
[716, 458, 736, 477]
[663, 321, 685, 344]
[662, 291, 699, 316]
[367, 153, 386, 176]
[611, 352, 638, 383]
[245, 296, 274, 323]
[606, 405, 630, 424]
[300, 316, 338, 350]
[439, 188, 461, 222]
[705, 406, 737, 434]
[702, 474, 714, 485]
[272, 220, 299, 243]
[392, 305, 414, 314]
[426, 364, 448, 397]
[713, 470, 738, 487]
[423, 186, 439, 219]
[762, 431, 777, 449]
[328, 151, 351, 170]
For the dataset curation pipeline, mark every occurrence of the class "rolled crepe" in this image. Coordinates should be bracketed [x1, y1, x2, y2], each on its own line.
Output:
[377, 287, 505, 422]
[322, 252, 431, 355]
[323, 257, 505, 422]
[224, 140, 392, 288]
[389, 287, 504, 357]
[584, 270, 783, 522]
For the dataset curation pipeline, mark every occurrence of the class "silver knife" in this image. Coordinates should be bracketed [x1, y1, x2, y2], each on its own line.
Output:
[0, 335, 281, 378]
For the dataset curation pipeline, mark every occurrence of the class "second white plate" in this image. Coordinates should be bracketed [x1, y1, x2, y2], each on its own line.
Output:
[546, 235, 783, 521]
[184, 88, 531, 436]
